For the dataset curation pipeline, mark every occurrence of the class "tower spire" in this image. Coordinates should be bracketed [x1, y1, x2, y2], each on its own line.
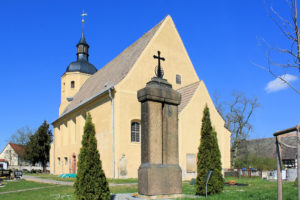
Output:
[77, 11, 89, 61]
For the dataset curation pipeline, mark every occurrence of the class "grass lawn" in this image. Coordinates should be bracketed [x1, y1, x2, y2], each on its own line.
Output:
[0, 184, 73, 200]
[0, 180, 52, 193]
[0, 177, 297, 199]
[181, 177, 297, 200]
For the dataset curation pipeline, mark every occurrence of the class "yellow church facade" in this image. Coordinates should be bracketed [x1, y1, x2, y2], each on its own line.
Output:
[50, 16, 231, 179]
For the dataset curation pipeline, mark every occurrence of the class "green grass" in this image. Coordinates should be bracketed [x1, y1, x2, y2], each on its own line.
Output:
[110, 184, 137, 194]
[0, 184, 74, 200]
[181, 177, 297, 199]
[0, 177, 297, 200]
[0, 180, 136, 200]
[108, 178, 137, 184]
[0, 180, 51, 193]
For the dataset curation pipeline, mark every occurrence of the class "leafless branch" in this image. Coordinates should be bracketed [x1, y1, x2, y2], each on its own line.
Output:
[252, 62, 300, 94]
[257, 0, 300, 94]
[267, 3, 297, 41]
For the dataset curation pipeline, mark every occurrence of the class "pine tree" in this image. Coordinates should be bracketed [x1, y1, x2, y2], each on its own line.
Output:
[24, 121, 52, 172]
[195, 105, 224, 195]
[74, 113, 110, 200]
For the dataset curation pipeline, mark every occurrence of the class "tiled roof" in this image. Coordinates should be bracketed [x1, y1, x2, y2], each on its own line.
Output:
[177, 81, 200, 113]
[0, 159, 8, 163]
[59, 17, 166, 119]
[9, 143, 25, 157]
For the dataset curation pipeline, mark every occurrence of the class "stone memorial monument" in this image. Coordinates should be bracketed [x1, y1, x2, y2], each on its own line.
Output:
[137, 51, 182, 197]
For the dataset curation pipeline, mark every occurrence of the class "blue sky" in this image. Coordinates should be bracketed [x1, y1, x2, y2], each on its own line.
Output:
[1, 0, 299, 151]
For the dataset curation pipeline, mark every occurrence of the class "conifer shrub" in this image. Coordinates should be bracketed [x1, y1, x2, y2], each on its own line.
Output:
[195, 105, 224, 195]
[74, 113, 110, 200]
[24, 121, 52, 172]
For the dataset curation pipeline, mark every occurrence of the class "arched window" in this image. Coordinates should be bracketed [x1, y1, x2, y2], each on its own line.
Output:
[131, 121, 140, 142]
[71, 81, 75, 88]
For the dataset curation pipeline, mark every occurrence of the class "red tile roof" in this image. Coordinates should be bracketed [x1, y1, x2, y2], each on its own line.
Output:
[9, 143, 25, 157]
[0, 159, 8, 163]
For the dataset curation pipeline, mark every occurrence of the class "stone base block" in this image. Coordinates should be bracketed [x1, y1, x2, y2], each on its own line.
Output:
[136, 194, 184, 199]
[138, 163, 182, 196]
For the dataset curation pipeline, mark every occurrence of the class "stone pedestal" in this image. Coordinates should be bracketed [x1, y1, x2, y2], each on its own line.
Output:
[137, 77, 182, 196]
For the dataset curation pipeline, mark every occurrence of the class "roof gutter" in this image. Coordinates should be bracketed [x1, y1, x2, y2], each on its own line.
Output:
[52, 85, 115, 125]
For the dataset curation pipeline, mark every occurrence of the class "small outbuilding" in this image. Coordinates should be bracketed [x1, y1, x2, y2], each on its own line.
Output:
[235, 132, 297, 169]
[0, 159, 8, 170]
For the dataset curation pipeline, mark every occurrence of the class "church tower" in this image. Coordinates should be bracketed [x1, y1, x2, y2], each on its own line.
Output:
[59, 14, 97, 115]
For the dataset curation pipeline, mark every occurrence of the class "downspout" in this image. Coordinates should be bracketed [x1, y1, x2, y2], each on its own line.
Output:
[108, 88, 115, 178]
[53, 140, 55, 174]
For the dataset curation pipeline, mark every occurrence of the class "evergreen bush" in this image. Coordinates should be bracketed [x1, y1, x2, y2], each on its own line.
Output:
[24, 121, 52, 172]
[74, 113, 110, 200]
[195, 105, 224, 195]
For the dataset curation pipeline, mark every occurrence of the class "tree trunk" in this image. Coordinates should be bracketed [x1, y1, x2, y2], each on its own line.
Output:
[232, 140, 240, 167]
[42, 163, 46, 172]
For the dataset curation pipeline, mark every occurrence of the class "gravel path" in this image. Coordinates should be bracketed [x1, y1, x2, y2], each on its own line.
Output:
[23, 175, 73, 186]
[22, 175, 137, 187]
[111, 193, 200, 199]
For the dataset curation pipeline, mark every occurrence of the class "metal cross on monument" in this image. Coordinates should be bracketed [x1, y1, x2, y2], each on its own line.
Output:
[153, 51, 165, 78]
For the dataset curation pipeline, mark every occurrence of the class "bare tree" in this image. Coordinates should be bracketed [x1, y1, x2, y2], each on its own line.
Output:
[9, 126, 33, 145]
[214, 92, 260, 167]
[227, 93, 260, 166]
[257, 0, 300, 94]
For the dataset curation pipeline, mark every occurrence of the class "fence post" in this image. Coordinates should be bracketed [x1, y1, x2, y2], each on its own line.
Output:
[260, 169, 262, 178]
[276, 136, 282, 200]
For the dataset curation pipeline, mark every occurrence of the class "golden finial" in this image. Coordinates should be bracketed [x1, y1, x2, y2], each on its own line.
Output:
[81, 10, 87, 23]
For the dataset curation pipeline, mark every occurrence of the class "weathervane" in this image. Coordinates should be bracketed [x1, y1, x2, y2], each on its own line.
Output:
[153, 51, 165, 78]
[81, 10, 87, 33]
[81, 10, 87, 23]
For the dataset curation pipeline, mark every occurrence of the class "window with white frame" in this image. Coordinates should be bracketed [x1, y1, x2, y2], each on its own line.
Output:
[131, 121, 140, 142]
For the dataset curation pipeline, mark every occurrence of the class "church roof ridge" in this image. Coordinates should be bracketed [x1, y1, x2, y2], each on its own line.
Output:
[177, 81, 201, 113]
[56, 16, 167, 121]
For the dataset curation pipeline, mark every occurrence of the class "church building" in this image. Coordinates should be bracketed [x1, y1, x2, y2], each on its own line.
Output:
[50, 15, 231, 179]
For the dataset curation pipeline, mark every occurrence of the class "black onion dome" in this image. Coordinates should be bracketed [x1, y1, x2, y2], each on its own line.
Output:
[65, 22, 97, 75]
[66, 60, 97, 75]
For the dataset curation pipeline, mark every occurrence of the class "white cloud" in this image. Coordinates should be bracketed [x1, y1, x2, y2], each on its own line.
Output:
[265, 74, 298, 93]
